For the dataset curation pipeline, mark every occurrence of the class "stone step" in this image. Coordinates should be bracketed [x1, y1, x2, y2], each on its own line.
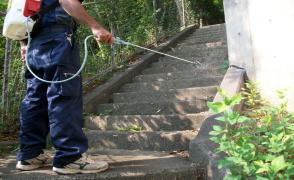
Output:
[86, 130, 199, 151]
[84, 112, 209, 131]
[170, 44, 227, 53]
[111, 86, 217, 103]
[178, 40, 227, 48]
[147, 62, 201, 73]
[154, 58, 227, 71]
[182, 37, 227, 44]
[196, 26, 225, 31]
[157, 47, 227, 60]
[0, 149, 205, 179]
[120, 76, 222, 92]
[190, 28, 226, 36]
[156, 58, 227, 68]
[179, 41, 226, 48]
[155, 53, 227, 68]
[141, 60, 225, 74]
[189, 31, 226, 37]
[134, 68, 224, 82]
[96, 100, 208, 115]
[194, 25, 226, 33]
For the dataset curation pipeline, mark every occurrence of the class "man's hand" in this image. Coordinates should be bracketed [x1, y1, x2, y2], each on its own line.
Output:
[91, 27, 115, 45]
[59, 0, 115, 45]
[20, 41, 27, 62]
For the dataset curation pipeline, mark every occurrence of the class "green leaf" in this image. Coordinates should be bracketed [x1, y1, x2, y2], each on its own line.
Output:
[213, 125, 223, 132]
[236, 116, 251, 123]
[255, 126, 267, 133]
[210, 137, 220, 143]
[209, 131, 221, 136]
[215, 116, 226, 122]
[271, 156, 287, 173]
[217, 159, 233, 169]
[207, 101, 227, 113]
[217, 88, 227, 97]
[255, 161, 269, 174]
[228, 94, 243, 106]
[264, 154, 277, 162]
[256, 176, 269, 180]
[224, 174, 242, 180]
[276, 89, 287, 99]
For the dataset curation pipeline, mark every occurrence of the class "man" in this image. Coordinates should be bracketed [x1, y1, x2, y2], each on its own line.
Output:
[17, 0, 114, 175]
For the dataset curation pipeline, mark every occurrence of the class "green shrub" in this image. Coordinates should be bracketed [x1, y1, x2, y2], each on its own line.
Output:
[208, 87, 294, 180]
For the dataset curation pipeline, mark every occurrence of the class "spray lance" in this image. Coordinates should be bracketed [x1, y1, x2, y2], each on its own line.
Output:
[25, 24, 201, 84]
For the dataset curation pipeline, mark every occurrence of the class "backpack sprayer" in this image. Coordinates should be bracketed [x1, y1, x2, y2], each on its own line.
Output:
[3, 0, 201, 84]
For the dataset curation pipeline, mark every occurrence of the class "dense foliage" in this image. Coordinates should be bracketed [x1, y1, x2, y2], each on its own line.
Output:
[208, 84, 294, 179]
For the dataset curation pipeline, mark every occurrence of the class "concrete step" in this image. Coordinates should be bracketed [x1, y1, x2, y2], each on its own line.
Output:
[96, 100, 208, 115]
[84, 112, 209, 131]
[86, 130, 199, 151]
[189, 29, 227, 38]
[141, 60, 225, 73]
[120, 76, 223, 92]
[194, 25, 226, 34]
[156, 57, 227, 67]
[154, 58, 227, 71]
[178, 40, 227, 48]
[170, 44, 227, 53]
[134, 69, 224, 82]
[146, 63, 201, 73]
[111, 86, 217, 103]
[182, 37, 227, 44]
[189, 34, 226, 41]
[0, 149, 206, 179]
[195, 25, 226, 32]
[156, 47, 227, 61]
[180, 41, 226, 48]
[154, 53, 227, 68]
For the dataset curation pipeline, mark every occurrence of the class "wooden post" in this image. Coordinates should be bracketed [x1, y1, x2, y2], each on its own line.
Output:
[1, 38, 12, 123]
[182, 0, 186, 28]
[110, 1, 116, 69]
[110, 20, 116, 69]
[175, 0, 185, 28]
[153, 0, 159, 46]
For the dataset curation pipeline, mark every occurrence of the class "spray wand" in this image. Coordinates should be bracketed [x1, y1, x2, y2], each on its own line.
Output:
[25, 19, 201, 84]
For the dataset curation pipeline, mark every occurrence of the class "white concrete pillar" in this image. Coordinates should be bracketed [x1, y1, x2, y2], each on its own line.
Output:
[224, 0, 294, 111]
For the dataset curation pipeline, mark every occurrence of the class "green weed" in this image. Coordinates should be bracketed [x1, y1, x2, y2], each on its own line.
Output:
[117, 125, 143, 132]
[208, 87, 294, 179]
[220, 60, 229, 73]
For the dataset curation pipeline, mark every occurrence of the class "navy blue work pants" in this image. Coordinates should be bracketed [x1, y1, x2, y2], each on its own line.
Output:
[17, 25, 88, 168]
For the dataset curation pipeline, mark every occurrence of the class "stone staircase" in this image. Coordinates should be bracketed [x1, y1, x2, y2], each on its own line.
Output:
[83, 24, 228, 178]
[0, 24, 228, 179]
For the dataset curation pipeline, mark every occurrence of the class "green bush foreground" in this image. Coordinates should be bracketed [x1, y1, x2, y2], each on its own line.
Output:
[208, 81, 294, 180]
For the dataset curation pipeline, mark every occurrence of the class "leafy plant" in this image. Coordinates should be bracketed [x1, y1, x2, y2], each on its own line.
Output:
[208, 88, 294, 180]
[98, 109, 113, 116]
[220, 60, 229, 73]
[242, 81, 267, 109]
[117, 125, 143, 132]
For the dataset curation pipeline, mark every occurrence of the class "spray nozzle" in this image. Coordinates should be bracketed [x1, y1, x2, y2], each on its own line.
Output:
[115, 37, 131, 46]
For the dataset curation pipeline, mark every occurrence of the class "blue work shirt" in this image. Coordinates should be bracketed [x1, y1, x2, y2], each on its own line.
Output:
[40, 0, 83, 28]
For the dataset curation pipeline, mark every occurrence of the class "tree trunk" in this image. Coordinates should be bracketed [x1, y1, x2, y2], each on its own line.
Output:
[153, 0, 159, 46]
[181, 0, 186, 28]
[1, 38, 12, 123]
[174, 0, 185, 28]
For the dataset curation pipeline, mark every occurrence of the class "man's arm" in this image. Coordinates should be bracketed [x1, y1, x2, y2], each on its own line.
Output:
[20, 40, 28, 62]
[59, 0, 114, 44]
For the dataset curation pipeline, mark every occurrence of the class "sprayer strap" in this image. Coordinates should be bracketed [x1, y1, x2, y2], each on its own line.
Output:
[30, 1, 60, 21]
